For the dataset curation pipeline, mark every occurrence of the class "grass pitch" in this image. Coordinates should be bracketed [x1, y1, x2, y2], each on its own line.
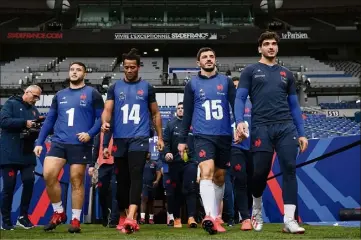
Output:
[1, 223, 360, 239]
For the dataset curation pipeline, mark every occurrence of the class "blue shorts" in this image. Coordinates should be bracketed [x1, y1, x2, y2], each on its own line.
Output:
[250, 122, 298, 152]
[142, 184, 156, 200]
[47, 142, 92, 164]
[194, 134, 232, 169]
[112, 137, 149, 158]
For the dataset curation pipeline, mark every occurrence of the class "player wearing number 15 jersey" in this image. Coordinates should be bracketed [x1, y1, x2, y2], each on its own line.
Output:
[34, 62, 104, 233]
[178, 47, 236, 235]
[101, 48, 164, 234]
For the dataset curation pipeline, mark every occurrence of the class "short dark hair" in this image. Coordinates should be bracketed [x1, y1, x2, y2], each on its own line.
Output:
[122, 48, 141, 66]
[196, 47, 216, 61]
[177, 102, 183, 106]
[258, 31, 280, 47]
[70, 62, 86, 72]
[232, 76, 239, 82]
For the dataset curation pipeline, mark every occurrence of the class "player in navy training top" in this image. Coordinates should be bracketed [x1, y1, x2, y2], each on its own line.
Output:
[178, 47, 236, 235]
[163, 102, 198, 228]
[229, 77, 253, 230]
[139, 152, 161, 225]
[101, 48, 164, 234]
[34, 62, 104, 233]
[234, 32, 308, 234]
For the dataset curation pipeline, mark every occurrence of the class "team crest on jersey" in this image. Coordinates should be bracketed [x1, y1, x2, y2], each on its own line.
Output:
[80, 94, 87, 106]
[119, 92, 126, 100]
[136, 89, 144, 100]
[199, 89, 206, 101]
[280, 71, 288, 84]
[32, 110, 36, 117]
[216, 84, 225, 95]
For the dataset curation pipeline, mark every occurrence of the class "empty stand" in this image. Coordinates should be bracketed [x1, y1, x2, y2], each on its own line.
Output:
[0, 57, 58, 86]
[324, 61, 361, 78]
[304, 114, 361, 138]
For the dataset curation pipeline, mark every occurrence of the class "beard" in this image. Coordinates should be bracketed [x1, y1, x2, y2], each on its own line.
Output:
[70, 77, 84, 85]
[201, 64, 215, 73]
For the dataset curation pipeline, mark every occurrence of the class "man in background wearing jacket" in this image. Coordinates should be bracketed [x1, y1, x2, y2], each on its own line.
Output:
[0, 85, 42, 230]
[163, 102, 198, 228]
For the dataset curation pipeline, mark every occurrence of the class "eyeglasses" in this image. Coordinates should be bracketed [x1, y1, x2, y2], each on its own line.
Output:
[28, 91, 40, 101]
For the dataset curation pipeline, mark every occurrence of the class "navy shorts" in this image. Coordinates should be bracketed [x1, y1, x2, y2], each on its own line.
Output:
[194, 134, 232, 169]
[142, 184, 156, 200]
[250, 122, 299, 153]
[47, 142, 92, 164]
[112, 137, 149, 158]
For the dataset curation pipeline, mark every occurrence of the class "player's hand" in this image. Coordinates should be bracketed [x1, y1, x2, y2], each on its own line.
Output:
[153, 180, 159, 187]
[157, 138, 164, 151]
[165, 153, 173, 161]
[101, 122, 110, 132]
[88, 167, 95, 176]
[77, 132, 91, 143]
[298, 137, 308, 153]
[103, 148, 110, 159]
[33, 146, 43, 157]
[178, 143, 187, 159]
[235, 122, 249, 143]
[26, 120, 35, 128]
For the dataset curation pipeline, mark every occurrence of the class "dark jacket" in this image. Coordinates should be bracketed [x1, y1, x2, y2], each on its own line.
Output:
[163, 117, 195, 163]
[0, 95, 40, 166]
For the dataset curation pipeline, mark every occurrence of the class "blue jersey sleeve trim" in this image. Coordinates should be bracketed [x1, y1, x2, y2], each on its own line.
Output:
[234, 88, 249, 124]
[36, 95, 58, 145]
[36, 108, 57, 146]
[106, 83, 115, 101]
[227, 77, 236, 115]
[179, 82, 194, 143]
[287, 94, 305, 137]
[87, 89, 104, 138]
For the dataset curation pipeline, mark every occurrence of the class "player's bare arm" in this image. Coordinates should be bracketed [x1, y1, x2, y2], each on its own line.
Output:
[101, 100, 114, 132]
[149, 102, 164, 151]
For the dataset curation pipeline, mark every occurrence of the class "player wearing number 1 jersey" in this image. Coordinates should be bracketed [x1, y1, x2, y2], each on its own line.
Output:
[178, 47, 236, 235]
[101, 48, 164, 234]
[34, 62, 104, 233]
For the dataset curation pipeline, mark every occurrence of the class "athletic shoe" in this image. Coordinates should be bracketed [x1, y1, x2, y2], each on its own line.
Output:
[44, 212, 67, 231]
[251, 208, 263, 231]
[201, 216, 217, 235]
[283, 219, 305, 234]
[16, 215, 34, 229]
[241, 219, 252, 231]
[68, 218, 81, 233]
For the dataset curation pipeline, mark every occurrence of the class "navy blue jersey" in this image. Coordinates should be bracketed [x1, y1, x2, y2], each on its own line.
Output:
[179, 73, 236, 143]
[232, 98, 252, 150]
[37, 86, 104, 145]
[143, 160, 161, 186]
[237, 63, 295, 127]
[107, 79, 156, 138]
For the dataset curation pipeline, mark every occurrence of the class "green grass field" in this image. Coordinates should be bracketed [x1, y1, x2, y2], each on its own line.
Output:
[1, 224, 360, 239]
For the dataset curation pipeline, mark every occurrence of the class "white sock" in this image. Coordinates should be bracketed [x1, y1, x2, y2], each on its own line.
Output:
[140, 213, 145, 219]
[72, 209, 82, 220]
[168, 213, 174, 220]
[200, 179, 217, 219]
[253, 196, 262, 209]
[214, 183, 225, 217]
[284, 204, 296, 222]
[52, 201, 64, 213]
[149, 214, 154, 220]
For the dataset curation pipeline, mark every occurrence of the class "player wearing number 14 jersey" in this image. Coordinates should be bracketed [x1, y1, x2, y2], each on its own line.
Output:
[34, 62, 104, 233]
[178, 47, 236, 235]
[101, 48, 164, 234]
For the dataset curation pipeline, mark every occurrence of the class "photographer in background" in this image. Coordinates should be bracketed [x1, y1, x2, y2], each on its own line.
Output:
[0, 85, 42, 230]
